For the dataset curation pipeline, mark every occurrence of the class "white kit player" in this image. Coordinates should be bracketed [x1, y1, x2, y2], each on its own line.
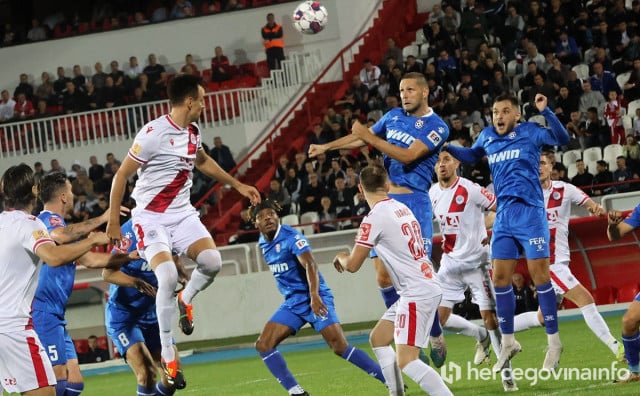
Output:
[430, 151, 518, 391]
[106, 74, 260, 387]
[334, 164, 452, 396]
[514, 151, 623, 359]
[0, 164, 110, 396]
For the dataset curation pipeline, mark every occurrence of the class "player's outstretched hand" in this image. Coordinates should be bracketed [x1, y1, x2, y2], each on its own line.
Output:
[89, 231, 111, 246]
[134, 279, 157, 297]
[333, 252, 348, 273]
[237, 184, 261, 205]
[106, 220, 122, 245]
[534, 94, 548, 112]
[608, 210, 624, 224]
[351, 120, 370, 141]
[308, 144, 326, 158]
[589, 204, 606, 217]
[310, 293, 328, 318]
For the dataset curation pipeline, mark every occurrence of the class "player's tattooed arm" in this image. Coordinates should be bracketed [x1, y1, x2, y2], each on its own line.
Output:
[51, 207, 128, 244]
[298, 250, 328, 318]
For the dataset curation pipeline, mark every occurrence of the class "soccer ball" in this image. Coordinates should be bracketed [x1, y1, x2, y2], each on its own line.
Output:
[292, 1, 328, 34]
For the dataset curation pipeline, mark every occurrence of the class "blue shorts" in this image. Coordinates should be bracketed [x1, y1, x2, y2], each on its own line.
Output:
[491, 202, 550, 260]
[31, 310, 77, 366]
[269, 294, 339, 334]
[105, 303, 161, 357]
[370, 191, 433, 259]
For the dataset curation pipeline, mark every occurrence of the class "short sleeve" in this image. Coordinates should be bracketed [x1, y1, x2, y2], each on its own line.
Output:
[39, 212, 65, 233]
[355, 214, 381, 249]
[623, 204, 640, 229]
[565, 183, 589, 206]
[290, 231, 312, 256]
[470, 183, 496, 210]
[128, 125, 161, 164]
[371, 111, 391, 137]
[415, 122, 448, 152]
[23, 217, 55, 254]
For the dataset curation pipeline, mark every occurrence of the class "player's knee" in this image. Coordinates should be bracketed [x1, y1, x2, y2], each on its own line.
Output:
[622, 313, 639, 334]
[196, 249, 222, 276]
[255, 337, 272, 353]
[328, 337, 348, 356]
[156, 262, 179, 290]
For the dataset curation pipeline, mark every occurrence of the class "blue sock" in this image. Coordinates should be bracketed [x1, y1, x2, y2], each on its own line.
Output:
[430, 310, 442, 337]
[380, 286, 400, 309]
[536, 281, 558, 334]
[340, 345, 386, 384]
[137, 383, 156, 396]
[622, 332, 640, 369]
[495, 285, 516, 334]
[64, 382, 84, 396]
[260, 349, 299, 391]
[55, 379, 67, 396]
[155, 381, 175, 396]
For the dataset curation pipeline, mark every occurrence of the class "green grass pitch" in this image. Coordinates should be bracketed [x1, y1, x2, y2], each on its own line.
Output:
[5, 315, 640, 395]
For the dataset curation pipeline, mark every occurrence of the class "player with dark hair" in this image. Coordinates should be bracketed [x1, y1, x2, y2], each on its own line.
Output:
[309, 71, 450, 366]
[607, 204, 640, 381]
[446, 93, 570, 372]
[252, 200, 386, 396]
[104, 219, 186, 396]
[0, 164, 109, 396]
[107, 74, 261, 386]
[334, 165, 452, 396]
[33, 172, 135, 396]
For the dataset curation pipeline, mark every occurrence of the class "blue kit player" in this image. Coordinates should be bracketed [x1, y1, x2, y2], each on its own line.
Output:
[607, 205, 640, 382]
[252, 200, 386, 395]
[446, 93, 570, 373]
[104, 219, 186, 396]
[308, 72, 450, 365]
[33, 172, 134, 396]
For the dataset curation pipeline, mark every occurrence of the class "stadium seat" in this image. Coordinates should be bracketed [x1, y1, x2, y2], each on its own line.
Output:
[507, 60, 518, 78]
[202, 68, 212, 82]
[566, 163, 578, 179]
[562, 149, 582, 167]
[628, 100, 640, 120]
[616, 283, 640, 303]
[415, 29, 426, 44]
[582, 147, 602, 163]
[256, 60, 270, 79]
[571, 63, 589, 81]
[603, 144, 623, 162]
[280, 214, 299, 226]
[74, 339, 89, 355]
[591, 286, 616, 305]
[97, 335, 109, 351]
[401, 45, 419, 59]
[622, 115, 633, 133]
[617, 72, 630, 91]
[298, 211, 319, 235]
[554, 151, 562, 164]
[528, 114, 546, 126]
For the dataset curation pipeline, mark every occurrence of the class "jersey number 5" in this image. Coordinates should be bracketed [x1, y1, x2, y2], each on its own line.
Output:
[401, 221, 426, 261]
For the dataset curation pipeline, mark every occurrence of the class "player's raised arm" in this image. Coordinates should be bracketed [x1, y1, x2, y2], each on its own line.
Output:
[445, 139, 486, 164]
[107, 156, 141, 243]
[77, 250, 137, 270]
[194, 148, 261, 205]
[308, 132, 366, 158]
[51, 206, 128, 244]
[535, 94, 570, 146]
[297, 250, 328, 318]
[102, 268, 157, 297]
[333, 244, 370, 273]
[607, 210, 636, 241]
[351, 119, 432, 164]
[36, 231, 111, 267]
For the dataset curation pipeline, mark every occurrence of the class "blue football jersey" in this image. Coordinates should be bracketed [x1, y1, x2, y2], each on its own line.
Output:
[448, 108, 570, 209]
[32, 211, 76, 316]
[623, 204, 640, 229]
[259, 225, 331, 302]
[107, 220, 157, 316]
[371, 107, 449, 192]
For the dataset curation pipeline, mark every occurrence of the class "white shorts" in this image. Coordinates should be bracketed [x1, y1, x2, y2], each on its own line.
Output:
[549, 263, 580, 295]
[0, 329, 56, 393]
[132, 208, 212, 260]
[438, 255, 495, 311]
[381, 295, 440, 348]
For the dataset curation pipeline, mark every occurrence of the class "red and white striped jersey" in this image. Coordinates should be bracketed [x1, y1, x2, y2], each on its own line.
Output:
[544, 180, 589, 265]
[430, 177, 496, 265]
[0, 210, 54, 332]
[355, 198, 441, 300]
[128, 115, 202, 214]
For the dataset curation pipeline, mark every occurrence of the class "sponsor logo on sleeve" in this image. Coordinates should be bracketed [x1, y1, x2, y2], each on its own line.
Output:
[358, 223, 372, 241]
[295, 239, 308, 249]
[131, 142, 142, 155]
[32, 229, 50, 240]
[49, 216, 63, 227]
[427, 130, 442, 146]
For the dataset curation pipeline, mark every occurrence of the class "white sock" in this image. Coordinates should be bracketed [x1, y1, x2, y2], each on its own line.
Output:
[372, 346, 403, 395]
[444, 313, 487, 341]
[288, 385, 305, 395]
[502, 333, 515, 346]
[154, 261, 178, 362]
[547, 332, 561, 347]
[489, 329, 502, 358]
[514, 311, 542, 332]
[402, 359, 453, 396]
[181, 249, 221, 304]
[581, 303, 618, 354]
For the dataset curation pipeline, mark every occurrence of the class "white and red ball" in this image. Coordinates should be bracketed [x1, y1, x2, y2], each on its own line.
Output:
[292, 1, 328, 34]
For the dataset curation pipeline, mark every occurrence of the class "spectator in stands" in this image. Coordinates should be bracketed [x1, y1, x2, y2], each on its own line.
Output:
[318, 196, 337, 233]
[300, 172, 325, 215]
[180, 54, 200, 76]
[27, 18, 47, 42]
[109, 61, 126, 92]
[47, 159, 66, 175]
[70, 65, 86, 92]
[565, 110, 585, 149]
[404, 55, 424, 74]
[53, 66, 70, 97]
[85, 81, 100, 109]
[527, 73, 556, 116]
[13, 93, 34, 120]
[500, 5, 525, 60]
[274, 155, 289, 181]
[613, 156, 639, 193]
[92, 62, 108, 91]
[262, 13, 285, 71]
[436, 48, 458, 86]
[135, 73, 157, 101]
[210, 46, 232, 82]
[306, 123, 332, 151]
[460, 1, 488, 55]
[209, 136, 236, 172]
[283, 167, 302, 205]
[580, 81, 606, 119]
[267, 178, 291, 215]
[571, 159, 594, 189]
[555, 86, 579, 125]
[72, 168, 94, 197]
[350, 190, 370, 229]
[315, 152, 331, 176]
[0, 90, 16, 122]
[133, 11, 149, 25]
[555, 30, 580, 66]
[14, 73, 34, 101]
[441, 4, 460, 36]
[359, 59, 381, 92]
[33, 162, 45, 184]
[592, 160, 614, 196]
[425, 20, 455, 59]
[455, 87, 482, 126]
[325, 158, 345, 188]
[225, 0, 244, 11]
[622, 59, 640, 103]
[604, 90, 627, 145]
[88, 155, 104, 183]
[170, 0, 193, 19]
[228, 208, 259, 245]
[101, 76, 125, 108]
[513, 272, 538, 315]
[623, 134, 640, 171]
[2, 23, 16, 46]
[293, 152, 308, 182]
[125, 56, 143, 81]
[590, 61, 621, 97]
[35, 72, 55, 105]
[62, 81, 88, 114]
[143, 53, 167, 98]
[522, 43, 545, 74]
[80, 335, 110, 364]
[103, 152, 121, 176]
[330, 176, 354, 220]
[383, 37, 403, 66]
